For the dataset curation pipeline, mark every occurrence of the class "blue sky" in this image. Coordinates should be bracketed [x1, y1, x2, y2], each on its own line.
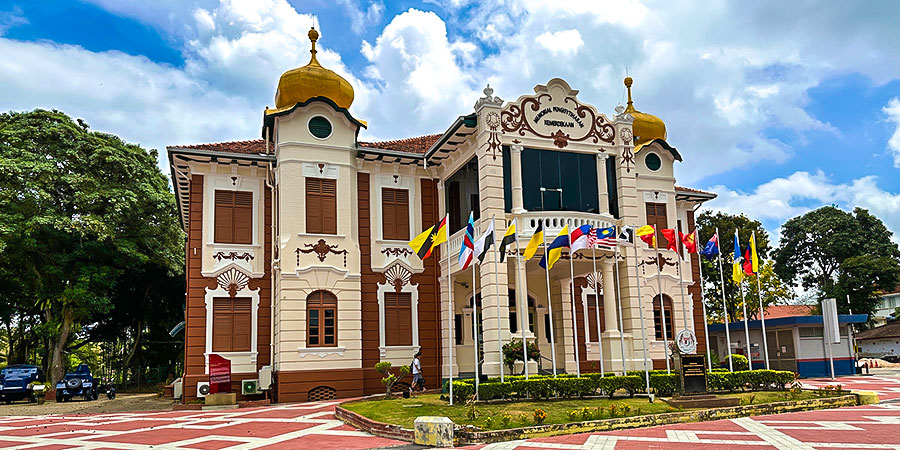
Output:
[2, 0, 900, 242]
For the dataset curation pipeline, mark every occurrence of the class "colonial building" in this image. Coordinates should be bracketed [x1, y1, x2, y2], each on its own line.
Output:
[168, 28, 716, 402]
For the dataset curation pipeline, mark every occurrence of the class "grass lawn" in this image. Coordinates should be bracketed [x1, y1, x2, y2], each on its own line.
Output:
[344, 395, 676, 430]
[342, 391, 825, 431]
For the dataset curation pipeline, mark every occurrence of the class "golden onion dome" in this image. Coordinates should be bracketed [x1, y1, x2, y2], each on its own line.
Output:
[274, 27, 354, 110]
[623, 76, 666, 146]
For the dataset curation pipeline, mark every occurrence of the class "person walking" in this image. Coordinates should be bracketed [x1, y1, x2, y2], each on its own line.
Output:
[410, 351, 425, 394]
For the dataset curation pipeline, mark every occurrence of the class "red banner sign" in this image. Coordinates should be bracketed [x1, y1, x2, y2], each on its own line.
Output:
[208, 354, 231, 394]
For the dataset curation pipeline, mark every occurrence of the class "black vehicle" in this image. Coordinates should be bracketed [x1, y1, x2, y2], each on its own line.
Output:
[55, 364, 98, 402]
[0, 364, 46, 403]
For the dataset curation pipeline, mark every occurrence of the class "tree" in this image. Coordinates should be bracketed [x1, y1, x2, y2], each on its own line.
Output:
[695, 211, 791, 322]
[0, 109, 184, 384]
[774, 206, 900, 317]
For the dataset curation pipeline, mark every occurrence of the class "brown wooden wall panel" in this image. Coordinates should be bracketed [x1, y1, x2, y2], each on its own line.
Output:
[184, 175, 206, 380]
[358, 172, 382, 394]
[686, 210, 707, 355]
[276, 368, 365, 403]
[411, 179, 442, 385]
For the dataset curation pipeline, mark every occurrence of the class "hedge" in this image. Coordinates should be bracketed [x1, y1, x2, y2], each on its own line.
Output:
[446, 369, 795, 403]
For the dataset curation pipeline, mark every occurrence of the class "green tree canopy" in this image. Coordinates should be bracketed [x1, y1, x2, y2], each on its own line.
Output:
[0, 109, 184, 383]
[774, 206, 900, 317]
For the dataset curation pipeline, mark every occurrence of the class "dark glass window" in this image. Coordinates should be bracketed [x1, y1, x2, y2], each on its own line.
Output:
[645, 152, 661, 171]
[502, 146, 512, 213]
[308, 116, 332, 139]
[606, 155, 619, 218]
[520, 148, 598, 213]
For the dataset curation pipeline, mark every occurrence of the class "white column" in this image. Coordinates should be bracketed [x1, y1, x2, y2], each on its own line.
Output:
[601, 260, 618, 332]
[510, 144, 525, 214]
[597, 154, 609, 215]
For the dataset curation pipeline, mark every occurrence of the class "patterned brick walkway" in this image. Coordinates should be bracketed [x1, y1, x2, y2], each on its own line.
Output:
[459, 404, 900, 450]
[2, 375, 899, 449]
[0, 400, 408, 449]
[803, 375, 900, 401]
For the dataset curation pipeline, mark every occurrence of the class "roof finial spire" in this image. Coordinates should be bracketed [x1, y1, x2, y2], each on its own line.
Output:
[308, 27, 320, 65]
[624, 76, 635, 113]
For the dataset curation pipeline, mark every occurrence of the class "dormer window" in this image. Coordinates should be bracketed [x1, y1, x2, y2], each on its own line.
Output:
[309, 116, 333, 139]
[645, 152, 662, 172]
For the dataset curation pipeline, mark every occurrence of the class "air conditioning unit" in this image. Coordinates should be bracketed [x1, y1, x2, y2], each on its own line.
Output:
[197, 382, 211, 398]
[242, 379, 259, 396]
[173, 378, 183, 399]
[258, 365, 272, 390]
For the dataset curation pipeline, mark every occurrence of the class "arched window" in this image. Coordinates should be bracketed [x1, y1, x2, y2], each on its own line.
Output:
[653, 294, 674, 340]
[307, 290, 337, 347]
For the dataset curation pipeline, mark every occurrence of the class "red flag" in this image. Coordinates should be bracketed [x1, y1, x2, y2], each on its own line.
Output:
[681, 230, 698, 254]
[742, 245, 754, 275]
[660, 228, 678, 252]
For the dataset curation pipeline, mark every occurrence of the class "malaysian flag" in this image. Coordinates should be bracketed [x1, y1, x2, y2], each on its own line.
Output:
[589, 226, 617, 249]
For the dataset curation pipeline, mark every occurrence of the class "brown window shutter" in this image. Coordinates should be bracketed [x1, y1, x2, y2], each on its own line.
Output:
[233, 192, 253, 244]
[212, 299, 232, 351]
[306, 178, 322, 234]
[215, 191, 234, 243]
[398, 292, 412, 345]
[232, 298, 252, 351]
[382, 188, 396, 240]
[384, 292, 398, 346]
[322, 179, 337, 234]
[396, 189, 409, 240]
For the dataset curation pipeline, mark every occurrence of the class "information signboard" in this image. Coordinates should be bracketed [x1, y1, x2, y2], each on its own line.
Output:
[209, 354, 232, 394]
[679, 354, 708, 395]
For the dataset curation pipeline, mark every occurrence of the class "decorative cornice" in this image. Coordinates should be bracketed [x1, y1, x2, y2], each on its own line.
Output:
[381, 247, 413, 258]
[213, 251, 254, 262]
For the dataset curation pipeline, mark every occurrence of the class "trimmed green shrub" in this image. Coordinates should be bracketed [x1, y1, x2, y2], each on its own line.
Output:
[598, 375, 643, 398]
[649, 373, 679, 395]
[726, 354, 750, 371]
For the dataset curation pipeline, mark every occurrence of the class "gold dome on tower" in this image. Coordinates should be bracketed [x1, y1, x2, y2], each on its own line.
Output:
[273, 27, 354, 110]
[623, 77, 666, 146]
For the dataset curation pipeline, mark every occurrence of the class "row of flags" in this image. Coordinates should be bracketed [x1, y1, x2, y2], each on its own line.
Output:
[410, 214, 637, 267]
[698, 229, 763, 283]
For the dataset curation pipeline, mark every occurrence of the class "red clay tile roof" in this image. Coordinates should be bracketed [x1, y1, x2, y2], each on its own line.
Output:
[675, 185, 716, 197]
[170, 134, 442, 156]
[764, 305, 816, 319]
[357, 134, 442, 154]
[856, 322, 900, 340]
[169, 139, 266, 155]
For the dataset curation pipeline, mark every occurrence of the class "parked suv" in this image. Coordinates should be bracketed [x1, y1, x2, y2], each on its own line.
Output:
[55, 364, 98, 402]
[0, 364, 46, 403]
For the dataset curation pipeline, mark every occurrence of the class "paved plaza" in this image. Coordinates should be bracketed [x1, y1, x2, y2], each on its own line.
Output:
[0, 374, 898, 449]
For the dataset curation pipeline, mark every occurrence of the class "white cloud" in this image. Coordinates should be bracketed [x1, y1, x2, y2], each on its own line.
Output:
[884, 97, 900, 167]
[704, 171, 900, 242]
[0, 6, 27, 35]
[359, 8, 478, 138]
[535, 29, 584, 57]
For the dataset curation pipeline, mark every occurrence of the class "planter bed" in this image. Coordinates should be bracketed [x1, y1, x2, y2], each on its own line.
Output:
[338, 392, 860, 445]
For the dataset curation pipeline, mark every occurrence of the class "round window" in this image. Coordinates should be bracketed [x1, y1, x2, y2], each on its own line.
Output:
[645, 152, 662, 171]
[308, 116, 332, 139]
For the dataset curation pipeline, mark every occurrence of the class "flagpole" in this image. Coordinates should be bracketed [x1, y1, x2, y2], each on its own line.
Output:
[630, 230, 651, 396]
[675, 228, 690, 335]
[489, 215, 504, 382]
[591, 244, 605, 377]
[568, 237, 581, 377]
[543, 219, 558, 377]
[736, 231, 752, 368]
[754, 233, 770, 370]
[715, 227, 734, 372]
[697, 240, 713, 371]
[654, 245, 671, 375]
[472, 259, 479, 399]
[614, 226, 627, 373]
[514, 221, 529, 379]
[445, 214, 454, 405]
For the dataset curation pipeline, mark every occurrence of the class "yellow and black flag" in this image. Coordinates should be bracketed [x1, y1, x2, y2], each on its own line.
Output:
[498, 219, 517, 263]
[408, 215, 448, 260]
[523, 220, 544, 261]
